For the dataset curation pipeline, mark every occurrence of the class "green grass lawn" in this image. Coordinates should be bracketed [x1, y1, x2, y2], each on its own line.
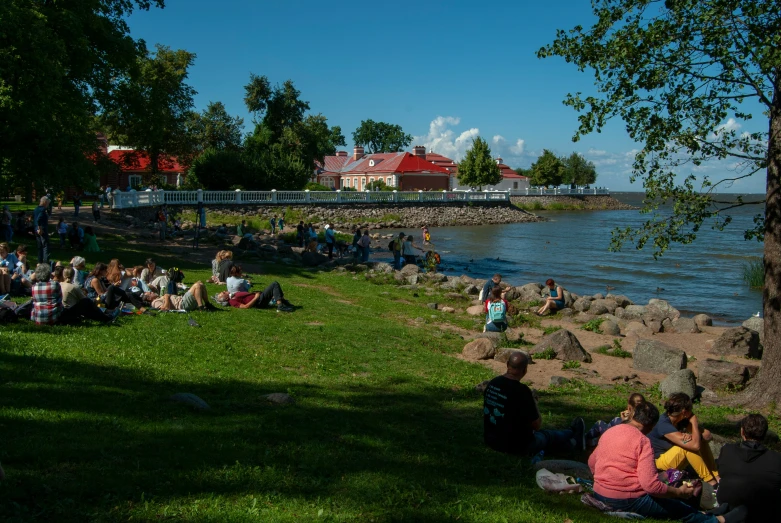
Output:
[0, 239, 774, 522]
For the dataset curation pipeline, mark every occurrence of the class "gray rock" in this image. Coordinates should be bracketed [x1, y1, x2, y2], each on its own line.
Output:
[614, 306, 625, 319]
[169, 393, 210, 410]
[399, 264, 420, 276]
[519, 282, 543, 293]
[607, 294, 632, 307]
[660, 369, 697, 399]
[427, 272, 447, 283]
[742, 316, 764, 346]
[372, 262, 394, 273]
[671, 317, 701, 334]
[466, 304, 485, 316]
[265, 393, 295, 405]
[503, 286, 521, 301]
[550, 376, 570, 386]
[633, 340, 687, 374]
[589, 302, 609, 315]
[591, 299, 617, 314]
[592, 293, 604, 300]
[710, 327, 761, 359]
[440, 306, 455, 313]
[600, 320, 621, 336]
[662, 318, 673, 332]
[406, 274, 419, 285]
[531, 329, 592, 363]
[494, 348, 514, 363]
[463, 284, 480, 295]
[561, 289, 575, 307]
[624, 321, 653, 337]
[647, 299, 681, 320]
[474, 332, 502, 342]
[621, 305, 647, 321]
[693, 314, 713, 327]
[533, 459, 593, 480]
[505, 327, 523, 343]
[459, 274, 476, 285]
[572, 298, 591, 312]
[301, 251, 328, 267]
[575, 312, 597, 324]
[427, 303, 438, 310]
[462, 338, 496, 360]
[646, 320, 663, 334]
[698, 359, 759, 390]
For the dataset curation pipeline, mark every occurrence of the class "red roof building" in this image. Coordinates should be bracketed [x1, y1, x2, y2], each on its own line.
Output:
[316, 146, 451, 191]
[103, 148, 186, 190]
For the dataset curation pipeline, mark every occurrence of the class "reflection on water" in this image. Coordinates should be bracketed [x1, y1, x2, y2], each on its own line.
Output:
[382, 193, 765, 324]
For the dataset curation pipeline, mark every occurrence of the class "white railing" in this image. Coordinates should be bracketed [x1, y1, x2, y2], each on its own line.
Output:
[110, 189, 513, 209]
[509, 187, 610, 196]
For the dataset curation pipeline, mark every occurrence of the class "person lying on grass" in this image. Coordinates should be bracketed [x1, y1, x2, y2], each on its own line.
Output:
[648, 393, 719, 487]
[214, 283, 294, 313]
[585, 392, 646, 448]
[483, 351, 586, 456]
[589, 401, 744, 523]
[150, 281, 209, 312]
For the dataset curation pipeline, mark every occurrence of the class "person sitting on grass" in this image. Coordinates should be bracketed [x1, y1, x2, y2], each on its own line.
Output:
[85, 262, 141, 309]
[68, 221, 84, 249]
[648, 393, 720, 488]
[140, 258, 167, 292]
[83, 226, 100, 252]
[484, 286, 508, 332]
[31, 263, 118, 325]
[151, 281, 209, 311]
[588, 401, 741, 523]
[69, 256, 87, 287]
[484, 351, 585, 456]
[537, 278, 564, 316]
[0, 242, 19, 297]
[214, 282, 294, 313]
[226, 265, 251, 295]
[217, 250, 235, 284]
[585, 392, 646, 447]
[716, 413, 781, 522]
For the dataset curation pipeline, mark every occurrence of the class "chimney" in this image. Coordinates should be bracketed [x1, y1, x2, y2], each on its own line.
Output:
[412, 145, 426, 159]
[353, 146, 365, 161]
[496, 157, 503, 165]
[335, 151, 348, 157]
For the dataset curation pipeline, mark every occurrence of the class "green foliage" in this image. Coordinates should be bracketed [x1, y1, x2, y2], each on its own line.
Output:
[538, 0, 774, 256]
[742, 258, 764, 289]
[366, 179, 395, 191]
[187, 148, 247, 190]
[581, 318, 606, 332]
[0, 0, 165, 197]
[102, 45, 198, 180]
[188, 101, 244, 152]
[542, 325, 562, 335]
[562, 360, 581, 370]
[534, 348, 557, 360]
[594, 339, 632, 358]
[530, 149, 565, 186]
[562, 152, 597, 186]
[457, 137, 502, 189]
[352, 119, 412, 153]
[303, 181, 332, 192]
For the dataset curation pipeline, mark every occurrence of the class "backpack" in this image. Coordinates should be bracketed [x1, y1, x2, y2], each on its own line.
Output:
[388, 240, 395, 251]
[488, 301, 506, 323]
[0, 303, 18, 323]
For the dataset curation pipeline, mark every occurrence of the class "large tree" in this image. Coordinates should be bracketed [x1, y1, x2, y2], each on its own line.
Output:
[0, 0, 164, 198]
[352, 119, 413, 153]
[563, 152, 598, 186]
[102, 44, 197, 182]
[188, 101, 244, 152]
[457, 137, 502, 189]
[538, 0, 780, 407]
[530, 149, 566, 186]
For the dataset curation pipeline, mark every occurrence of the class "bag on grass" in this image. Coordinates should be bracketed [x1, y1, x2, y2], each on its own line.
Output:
[535, 468, 583, 494]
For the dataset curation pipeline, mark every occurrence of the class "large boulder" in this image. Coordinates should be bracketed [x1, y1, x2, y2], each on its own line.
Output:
[494, 348, 514, 363]
[710, 327, 761, 359]
[505, 327, 523, 343]
[600, 320, 621, 336]
[463, 284, 480, 296]
[589, 302, 609, 315]
[621, 305, 647, 321]
[647, 299, 681, 320]
[400, 264, 420, 276]
[426, 272, 447, 283]
[742, 317, 764, 347]
[503, 286, 521, 301]
[591, 299, 617, 314]
[633, 340, 687, 374]
[301, 251, 328, 267]
[693, 314, 713, 327]
[660, 369, 697, 399]
[606, 294, 632, 308]
[372, 262, 394, 274]
[671, 317, 701, 334]
[572, 298, 591, 312]
[698, 359, 759, 390]
[462, 338, 496, 360]
[466, 304, 485, 316]
[624, 321, 653, 337]
[530, 329, 592, 363]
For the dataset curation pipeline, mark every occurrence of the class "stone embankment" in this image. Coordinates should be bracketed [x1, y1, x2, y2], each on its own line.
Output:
[120, 202, 545, 229]
[510, 195, 634, 210]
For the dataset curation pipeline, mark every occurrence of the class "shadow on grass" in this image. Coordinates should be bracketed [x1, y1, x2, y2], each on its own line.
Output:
[0, 351, 622, 522]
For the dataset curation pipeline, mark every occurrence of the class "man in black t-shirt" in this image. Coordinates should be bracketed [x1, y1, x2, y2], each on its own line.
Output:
[717, 414, 781, 522]
[483, 351, 585, 455]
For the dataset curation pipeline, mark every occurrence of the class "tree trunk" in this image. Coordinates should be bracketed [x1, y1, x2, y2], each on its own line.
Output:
[734, 70, 781, 409]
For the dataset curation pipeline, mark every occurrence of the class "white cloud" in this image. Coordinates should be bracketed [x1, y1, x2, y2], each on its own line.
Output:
[414, 116, 526, 164]
[586, 148, 608, 156]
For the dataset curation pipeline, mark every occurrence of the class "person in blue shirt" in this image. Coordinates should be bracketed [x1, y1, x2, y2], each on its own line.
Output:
[270, 215, 277, 234]
[325, 223, 336, 259]
[537, 278, 565, 316]
[33, 196, 50, 264]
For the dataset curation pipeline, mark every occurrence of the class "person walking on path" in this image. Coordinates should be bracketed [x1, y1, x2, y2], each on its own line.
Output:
[325, 224, 336, 259]
[91, 200, 100, 222]
[33, 197, 50, 264]
[392, 232, 405, 270]
[358, 230, 371, 262]
[270, 215, 277, 234]
[278, 216, 285, 232]
[57, 217, 68, 248]
[73, 195, 81, 217]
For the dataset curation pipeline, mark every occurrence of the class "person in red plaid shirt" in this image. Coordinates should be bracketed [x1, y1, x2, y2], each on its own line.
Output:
[30, 263, 118, 325]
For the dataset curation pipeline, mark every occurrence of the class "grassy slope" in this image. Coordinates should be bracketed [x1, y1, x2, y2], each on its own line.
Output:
[0, 239, 770, 522]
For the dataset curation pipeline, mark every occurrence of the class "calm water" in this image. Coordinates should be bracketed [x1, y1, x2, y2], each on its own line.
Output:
[384, 193, 765, 324]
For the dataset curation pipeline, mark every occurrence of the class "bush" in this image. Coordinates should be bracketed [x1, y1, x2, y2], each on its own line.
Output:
[581, 318, 606, 332]
[742, 258, 764, 288]
[562, 360, 581, 369]
[303, 181, 332, 191]
[534, 347, 557, 360]
[594, 339, 632, 358]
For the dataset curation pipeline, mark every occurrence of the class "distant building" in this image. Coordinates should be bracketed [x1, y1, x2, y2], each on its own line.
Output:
[315, 146, 452, 191]
[103, 145, 186, 190]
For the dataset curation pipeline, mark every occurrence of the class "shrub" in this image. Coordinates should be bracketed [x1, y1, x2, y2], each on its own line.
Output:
[581, 318, 606, 332]
[303, 182, 332, 191]
[562, 360, 581, 369]
[742, 258, 764, 288]
[594, 339, 632, 358]
[534, 347, 557, 360]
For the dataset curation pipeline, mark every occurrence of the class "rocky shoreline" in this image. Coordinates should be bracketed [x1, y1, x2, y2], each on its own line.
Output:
[510, 195, 635, 210]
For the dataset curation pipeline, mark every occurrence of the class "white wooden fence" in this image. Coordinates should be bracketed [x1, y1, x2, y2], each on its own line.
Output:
[110, 189, 513, 209]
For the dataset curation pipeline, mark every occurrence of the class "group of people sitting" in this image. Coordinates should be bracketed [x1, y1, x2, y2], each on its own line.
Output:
[478, 274, 564, 332]
[208, 249, 294, 312]
[484, 351, 781, 522]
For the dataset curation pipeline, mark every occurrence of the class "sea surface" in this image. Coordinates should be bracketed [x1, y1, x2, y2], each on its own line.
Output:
[382, 193, 765, 325]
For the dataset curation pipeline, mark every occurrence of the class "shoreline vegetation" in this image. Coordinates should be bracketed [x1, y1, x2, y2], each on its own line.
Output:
[0, 214, 776, 522]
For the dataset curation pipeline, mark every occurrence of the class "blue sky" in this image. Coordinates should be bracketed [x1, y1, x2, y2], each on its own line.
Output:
[127, 0, 766, 193]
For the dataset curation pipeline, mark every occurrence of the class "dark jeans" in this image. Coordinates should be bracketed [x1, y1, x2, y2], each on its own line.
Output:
[36, 234, 50, 264]
[60, 298, 110, 324]
[485, 321, 508, 332]
[527, 429, 575, 455]
[102, 285, 144, 310]
[393, 251, 402, 270]
[404, 254, 416, 266]
[256, 282, 283, 307]
[593, 493, 716, 523]
[74, 205, 80, 216]
[327, 242, 334, 259]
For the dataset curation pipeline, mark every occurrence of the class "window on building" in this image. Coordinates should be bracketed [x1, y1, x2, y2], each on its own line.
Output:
[513, 182, 518, 189]
[386, 177, 392, 186]
[128, 175, 142, 189]
[322, 177, 335, 189]
[342, 178, 349, 188]
[353, 177, 358, 189]
[369, 177, 375, 183]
